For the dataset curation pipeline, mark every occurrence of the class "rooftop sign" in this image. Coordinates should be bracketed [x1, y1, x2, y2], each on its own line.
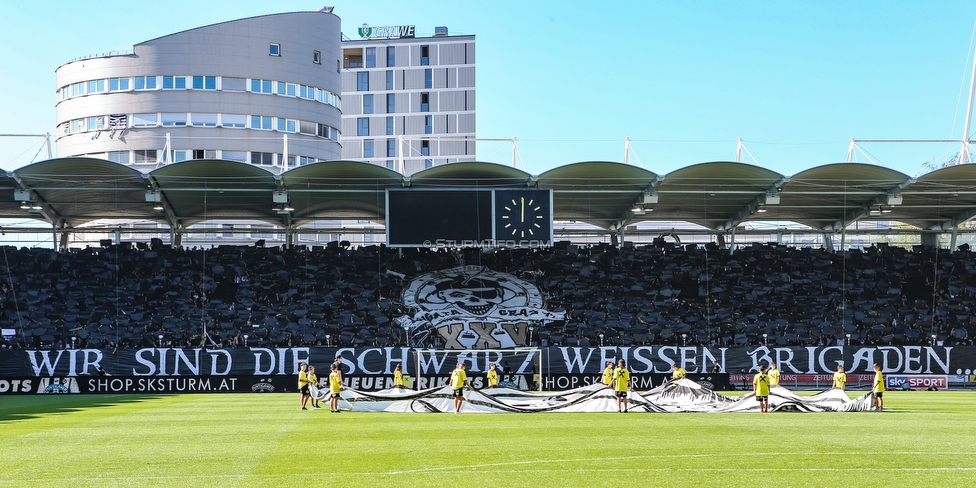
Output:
[358, 23, 415, 39]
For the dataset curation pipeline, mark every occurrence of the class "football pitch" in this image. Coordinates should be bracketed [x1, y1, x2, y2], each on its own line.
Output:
[2, 391, 974, 487]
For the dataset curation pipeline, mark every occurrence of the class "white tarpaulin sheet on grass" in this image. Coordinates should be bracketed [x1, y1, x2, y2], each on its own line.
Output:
[310, 378, 874, 413]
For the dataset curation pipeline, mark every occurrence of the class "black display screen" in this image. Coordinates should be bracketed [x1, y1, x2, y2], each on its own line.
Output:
[387, 189, 493, 247]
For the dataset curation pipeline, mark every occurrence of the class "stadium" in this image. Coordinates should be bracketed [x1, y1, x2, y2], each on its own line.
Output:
[3, 8, 976, 488]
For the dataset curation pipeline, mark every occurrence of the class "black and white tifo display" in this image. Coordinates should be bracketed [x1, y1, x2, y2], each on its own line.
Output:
[309, 378, 876, 413]
[397, 266, 564, 349]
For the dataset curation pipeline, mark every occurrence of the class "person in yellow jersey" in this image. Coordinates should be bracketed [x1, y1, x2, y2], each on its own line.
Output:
[613, 359, 632, 413]
[753, 365, 770, 413]
[872, 363, 884, 411]
[832, 364, 847, 390]
[768, 363, 780, 387]
[307, 365, 322, 409]
[450, 363, 473, 413]
[602, 361, 614, 389]
[486, 363, 499, 388]
[393, 364, 404, 389]
[298, 362, 311, 410]
[671, 364, 686, 381]
[329, 363, 345, 413]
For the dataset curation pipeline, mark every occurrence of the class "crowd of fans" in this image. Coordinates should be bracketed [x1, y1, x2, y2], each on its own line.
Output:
[0, 239, 972, 350]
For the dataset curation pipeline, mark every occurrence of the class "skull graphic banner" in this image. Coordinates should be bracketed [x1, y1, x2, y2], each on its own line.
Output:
[398, 266, 564, 349]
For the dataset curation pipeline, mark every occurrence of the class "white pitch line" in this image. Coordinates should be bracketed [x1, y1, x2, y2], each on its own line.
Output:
[446, 467, 976, 473]
[3, 452, 975, 483]
[374, 452, 976, 476]
[4, 466, 976, 483]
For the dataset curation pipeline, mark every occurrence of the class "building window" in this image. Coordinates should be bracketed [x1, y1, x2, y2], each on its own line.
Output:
[313, 50, 321, 64]
[193, 150, 217, 159]
[251, 152, 274, 165]
[421, 93, 429, 112]
[363, 94, 374, 114]
[134, 76, 156, 90]
[88, 79, 105, 94]
[161, 113, 187, 127]
[270, 43, 281, 56]
[425, 159, 433, 169]
[134, 150, 157, 164]
[277, 82, 297, 97]
[386, 70, 394, 90]
[222, 151, 246, 162]
[421, 140, 430, 156]
[191, 113, 217, 127]
[365, 47, 376, 68]
[250, 79, 273, 93]
[108, 78, 129, 91]
[363, 139, 374, 158]
[173, 150, 190, 162]
[276, 118, 297, 132]
[163, 76, 186, 89]
[193, 76, 216, 90]
[425, 115, 432, 134]
[251, 115, 273, 130]
[425, 69, 432, 89]
[421, 45, 429, 65]
[221, 114, 246, 128]
[387, 46, 395, 67]
[221, 77, 246, 91]
[132, 113, 157, 127]
[88, 116, 106, 130]
[357, 117, 369, 136]
[357, 72, 369, 91]
[107, 151, 129, 164]
[386, 116, 394, 135]
[386, 93, 395, 114]
[318, 124, 336, 139]
[386, 160, 395, 170]
[387, 139, 396, 157]
[345, 49, 363, 68]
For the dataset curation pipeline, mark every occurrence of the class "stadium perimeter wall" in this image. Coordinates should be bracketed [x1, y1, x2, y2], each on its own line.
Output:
[1, 346, 972, 394]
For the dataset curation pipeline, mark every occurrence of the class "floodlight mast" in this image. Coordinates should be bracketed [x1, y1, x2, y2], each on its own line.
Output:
[962, 44, 976, 165]
[0, 133, 53, 161]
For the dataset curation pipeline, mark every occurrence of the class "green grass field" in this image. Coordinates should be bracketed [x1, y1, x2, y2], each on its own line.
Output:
[1, 391, 974, 487]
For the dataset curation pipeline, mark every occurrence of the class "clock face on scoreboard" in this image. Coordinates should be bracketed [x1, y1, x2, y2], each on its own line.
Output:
[494, 189, 552, 246]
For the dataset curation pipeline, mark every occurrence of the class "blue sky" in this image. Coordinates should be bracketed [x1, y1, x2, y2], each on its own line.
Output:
[1, 1, 974, 177]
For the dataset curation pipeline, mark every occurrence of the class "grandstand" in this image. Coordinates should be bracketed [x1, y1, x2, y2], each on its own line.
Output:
[2, 157, 976, 352]
[0, 239, 971, 350]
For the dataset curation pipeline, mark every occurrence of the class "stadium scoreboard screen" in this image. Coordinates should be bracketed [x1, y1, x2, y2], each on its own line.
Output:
[386, 188, 553, 248]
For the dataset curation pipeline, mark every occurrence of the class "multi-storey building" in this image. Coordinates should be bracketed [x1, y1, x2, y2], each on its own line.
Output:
[54, 11, 344, 170]
[339, 25, 475, 174]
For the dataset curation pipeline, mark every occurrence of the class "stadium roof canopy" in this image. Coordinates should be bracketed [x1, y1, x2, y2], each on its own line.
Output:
[2, 157, 976, 233]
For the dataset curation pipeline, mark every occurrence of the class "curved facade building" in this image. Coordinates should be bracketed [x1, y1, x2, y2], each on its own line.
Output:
[55, 11, 343, 170]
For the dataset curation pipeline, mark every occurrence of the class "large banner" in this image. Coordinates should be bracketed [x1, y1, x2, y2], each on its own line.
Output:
[543, 345, 965, 375]
[1, 345, 972, 392]
[396, 266, 564, 348]
[0, 347, 410, 379]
